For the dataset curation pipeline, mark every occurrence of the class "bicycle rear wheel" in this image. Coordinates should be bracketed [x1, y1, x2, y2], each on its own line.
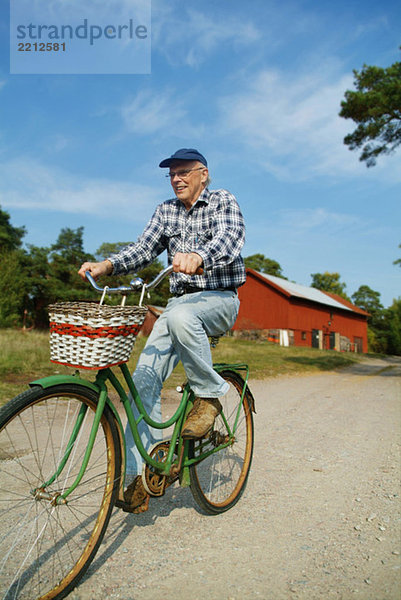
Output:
[189, 370, 254, 515]
[0, 384, 121, 600]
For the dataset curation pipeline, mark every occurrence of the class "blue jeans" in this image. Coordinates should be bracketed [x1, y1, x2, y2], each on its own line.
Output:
[125, 290, 240, 477]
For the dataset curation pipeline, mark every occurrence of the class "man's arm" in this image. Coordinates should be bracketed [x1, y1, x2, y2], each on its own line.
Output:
[78, 203, 204, 281]
[77, 207, 165, 281]
[101, 206, 167, 277]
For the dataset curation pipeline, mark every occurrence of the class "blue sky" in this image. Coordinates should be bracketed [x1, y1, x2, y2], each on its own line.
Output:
[1, 0, 400, 307]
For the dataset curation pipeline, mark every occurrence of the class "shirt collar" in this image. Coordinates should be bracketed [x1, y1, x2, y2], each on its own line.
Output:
[174, 187, 210, 212]
[198, 187, 210, 204]
[188, 187, 210, 209]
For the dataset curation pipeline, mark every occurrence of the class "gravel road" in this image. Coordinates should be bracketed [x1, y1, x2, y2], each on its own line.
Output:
[70, 355, 401, 600]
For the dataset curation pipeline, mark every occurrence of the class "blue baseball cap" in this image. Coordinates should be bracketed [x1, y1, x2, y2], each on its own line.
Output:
[159, 148, 208, 168]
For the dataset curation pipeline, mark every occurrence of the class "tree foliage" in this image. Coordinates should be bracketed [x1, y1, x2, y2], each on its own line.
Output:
[0, 209, 400, 355]
[310, 271, 350, 300]
[384, 298, 401, 355]
[0, 207, 28, 327]
[351, 285, 386, 353]
[394, 243, 401, 267]
[0, 251, 27, 327]
[339, 53, 401, 166]
[244, 253, 286, 278]
[96, 242, 132, 260]
[0, 206, 26, 252]
[96, 242, 170, 306]
[21, 228, 96, 328]
[351, 285, 383, 318]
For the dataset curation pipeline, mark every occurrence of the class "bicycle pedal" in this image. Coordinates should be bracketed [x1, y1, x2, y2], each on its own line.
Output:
[115, 497, 150, 514]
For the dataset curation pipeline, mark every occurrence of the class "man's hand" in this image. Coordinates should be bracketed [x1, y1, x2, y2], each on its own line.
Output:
[172, 252, 203, 275]
[78, 260, 113, 281]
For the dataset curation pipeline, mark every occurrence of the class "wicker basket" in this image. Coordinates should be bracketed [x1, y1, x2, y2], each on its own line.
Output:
[48, 302, 148, 370]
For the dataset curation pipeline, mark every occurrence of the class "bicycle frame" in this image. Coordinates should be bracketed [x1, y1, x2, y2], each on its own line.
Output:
[29, 264, 252, 504]
[30, 361, 250, 504]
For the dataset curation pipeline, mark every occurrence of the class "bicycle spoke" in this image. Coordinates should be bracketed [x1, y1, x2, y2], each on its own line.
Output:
[0, 385, 120, 599]
[189, 371, 254, 514]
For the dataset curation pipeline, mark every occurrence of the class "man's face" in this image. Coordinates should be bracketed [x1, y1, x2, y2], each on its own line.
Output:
[168, 160, 208, 208]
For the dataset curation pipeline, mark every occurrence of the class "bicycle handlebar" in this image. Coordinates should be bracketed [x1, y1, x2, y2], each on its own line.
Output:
[85, 265, 174, 295]
[85, 264, 204, 296]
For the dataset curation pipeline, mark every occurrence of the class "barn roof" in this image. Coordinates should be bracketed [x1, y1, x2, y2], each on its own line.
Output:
[322, 292, 370, 316]
[251, 270, 358, 313]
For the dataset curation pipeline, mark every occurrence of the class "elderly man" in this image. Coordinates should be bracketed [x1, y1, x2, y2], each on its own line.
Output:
[79, 148, 246, 512]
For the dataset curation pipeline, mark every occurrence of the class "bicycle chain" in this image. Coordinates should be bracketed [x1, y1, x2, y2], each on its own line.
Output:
[142, 441, 179, 497]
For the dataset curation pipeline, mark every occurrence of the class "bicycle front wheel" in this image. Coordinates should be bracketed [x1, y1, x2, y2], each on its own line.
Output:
[0, 384, 121, 600]
[189, 370, 254, 515]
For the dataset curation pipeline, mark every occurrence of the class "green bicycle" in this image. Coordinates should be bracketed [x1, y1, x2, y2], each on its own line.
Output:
[0, 266, 255, 600]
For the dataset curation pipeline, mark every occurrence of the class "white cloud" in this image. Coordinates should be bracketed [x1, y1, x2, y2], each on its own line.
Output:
[0, 158, 161, 218]
[50, 135, 70, 153]
[152, 4, 261, 67]
[218, 66, 401, 181]
[245, 207, 364, 254]
[121, 89, 184, 135]
[277, 207, 360, 232]
[265, 207, 395, 252]
[14, 0, 149, 22]
[219, 68, 357, 177]
[121, 88, 205, 139]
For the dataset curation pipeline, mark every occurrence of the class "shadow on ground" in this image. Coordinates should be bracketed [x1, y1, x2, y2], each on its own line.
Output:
[79, 485, 198, 587]
[286, 354, 401, 377]
[285, 354, 358, 371]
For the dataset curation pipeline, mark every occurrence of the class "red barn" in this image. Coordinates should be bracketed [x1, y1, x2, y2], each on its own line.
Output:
[234, 269, 369, 353]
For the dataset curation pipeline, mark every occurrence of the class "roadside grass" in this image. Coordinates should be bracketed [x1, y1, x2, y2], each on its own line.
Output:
[0, 329, 363, 405]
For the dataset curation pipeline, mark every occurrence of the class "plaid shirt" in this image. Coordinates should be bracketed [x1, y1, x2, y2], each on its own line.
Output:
[108, 187, 246, 294]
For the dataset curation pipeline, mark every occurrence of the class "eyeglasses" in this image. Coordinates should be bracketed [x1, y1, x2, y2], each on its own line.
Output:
[166, 167, 204, 179]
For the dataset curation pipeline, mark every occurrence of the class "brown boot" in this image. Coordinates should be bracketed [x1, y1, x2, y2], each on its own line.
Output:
[115, 475, 150, 514]
[181, 397, 222, 439]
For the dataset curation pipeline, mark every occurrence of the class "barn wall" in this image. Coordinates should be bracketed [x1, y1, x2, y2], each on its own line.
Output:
[287, 298, 368, 352]
[235, 275, 289, 330]
[234, 272, 368, 353]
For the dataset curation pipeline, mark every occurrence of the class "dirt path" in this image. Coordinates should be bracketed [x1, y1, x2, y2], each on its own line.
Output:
[71, 355, 401, 600]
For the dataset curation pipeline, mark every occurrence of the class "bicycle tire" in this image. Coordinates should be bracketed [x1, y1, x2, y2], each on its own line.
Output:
[0, 384, 121, 600]
[189, 370, 254, 515]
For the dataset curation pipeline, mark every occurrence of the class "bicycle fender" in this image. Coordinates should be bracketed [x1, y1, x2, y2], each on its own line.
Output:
[217, 367, 257, 414]
[245, 382, 256, 414]
[29, 374, 100, 395]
